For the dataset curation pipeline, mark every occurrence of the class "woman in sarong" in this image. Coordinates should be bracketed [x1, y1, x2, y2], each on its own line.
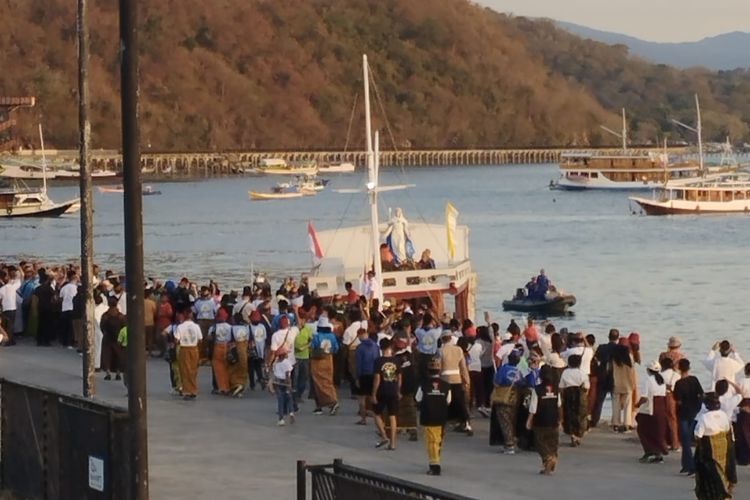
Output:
[559, 354, 589, 447]
[310, 317, 340, 415]
[526, 365, 561, 475]
[694, 393, 737, 500]
[209, 309, 232, 395]
[228, 321, 250, 397]
[490, 352, 524, 454]
[635, 360, 668, 463]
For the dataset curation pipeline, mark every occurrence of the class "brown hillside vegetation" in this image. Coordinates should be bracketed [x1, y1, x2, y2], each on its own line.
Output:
[0, 0, 748, 150]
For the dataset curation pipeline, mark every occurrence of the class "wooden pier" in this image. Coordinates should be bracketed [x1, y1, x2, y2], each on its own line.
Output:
[7, 147, 679, 178]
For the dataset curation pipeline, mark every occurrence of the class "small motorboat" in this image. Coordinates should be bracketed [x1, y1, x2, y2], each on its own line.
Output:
[502, 288, 577, 315]
[248, 190, 306, 201]
[273, 176, 328, 194]
[98, 185, 162, 195]
[142, 185, 162, 196]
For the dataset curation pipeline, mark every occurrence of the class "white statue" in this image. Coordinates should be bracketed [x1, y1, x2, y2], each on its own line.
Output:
[383, 207, 413, 264]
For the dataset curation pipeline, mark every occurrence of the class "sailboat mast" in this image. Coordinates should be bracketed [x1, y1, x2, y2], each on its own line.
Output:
[621, 108, 627, 152]
[38, 123, 48, 194]
[695, 94, 704, 174]
[363, 54, 382, 296]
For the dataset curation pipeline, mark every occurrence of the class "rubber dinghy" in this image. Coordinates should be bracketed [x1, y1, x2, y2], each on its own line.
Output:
[502, 292, 577, 315]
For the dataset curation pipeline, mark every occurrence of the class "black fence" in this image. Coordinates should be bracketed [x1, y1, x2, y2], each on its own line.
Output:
[0, 378, 130, 499]
[297, 459, 476, 500]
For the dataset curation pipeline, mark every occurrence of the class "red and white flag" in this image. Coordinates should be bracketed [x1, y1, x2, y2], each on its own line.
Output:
[307, 221, 324, 264]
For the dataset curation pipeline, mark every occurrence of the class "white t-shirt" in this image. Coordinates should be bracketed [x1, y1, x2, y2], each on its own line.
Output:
[271, 327, 298, 365]
[343, 321, 367, 346]
[739, 378, 750, 399]
[59, 283, 78, 312]
[561, 346, 594, 377]
[661, 368, 681, 391]
[251, 324, 267, 358]
[365, 277, 381, 301]
[559, 367, 590, 389]
[704, 350, 744, 385]
[272, 358, 294, 382]
[719, 392, 742, 422]
[638, 375, 667, 416]
[174, 320, 203, 347]
[231, 324, 250, 342]
[0, 279, 20, 311]
[209, 323, 233, 343]
[467, 343, 483, 372]
[695, 409, 731, 438]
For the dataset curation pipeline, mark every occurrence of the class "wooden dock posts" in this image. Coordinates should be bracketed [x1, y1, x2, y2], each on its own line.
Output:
[11, 147, 675, 178]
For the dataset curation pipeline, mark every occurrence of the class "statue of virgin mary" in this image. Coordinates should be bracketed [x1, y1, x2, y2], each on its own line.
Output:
[383, 207, 414, 265]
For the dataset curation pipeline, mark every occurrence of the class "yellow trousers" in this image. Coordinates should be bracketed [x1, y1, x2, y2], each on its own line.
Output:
[423, 425, 444, 465]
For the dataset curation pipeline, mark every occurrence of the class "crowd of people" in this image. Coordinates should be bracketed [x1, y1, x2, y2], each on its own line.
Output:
[1, 260, 748, 496]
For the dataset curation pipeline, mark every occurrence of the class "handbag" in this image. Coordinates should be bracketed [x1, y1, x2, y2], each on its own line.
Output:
[226, 327, 239, 365]
[491, 385, 516, 405]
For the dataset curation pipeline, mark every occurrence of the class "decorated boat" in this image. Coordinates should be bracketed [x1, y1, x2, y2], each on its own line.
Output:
[306, 55, 476, 319]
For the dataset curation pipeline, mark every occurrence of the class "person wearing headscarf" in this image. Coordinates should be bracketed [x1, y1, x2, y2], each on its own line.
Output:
[694, 393, 738, 500]
[310, 316, 340, 415]
[526, 365, 561, 475]
[635, 360, 668, 463]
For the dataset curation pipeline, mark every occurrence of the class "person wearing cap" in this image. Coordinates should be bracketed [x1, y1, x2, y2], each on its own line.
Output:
[634, 360, 668, 463]
[415, 357, 451, 475]
[208, 307, 233, 395]
[439, 329, 473, 435]
[174, 307, 203, 400]
[693, 392, 737, 499]
[310, 316, 340, 416]
[704, 340, 745, 388]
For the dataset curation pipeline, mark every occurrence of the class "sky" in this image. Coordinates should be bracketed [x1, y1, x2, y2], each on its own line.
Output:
[477, 0, 749, 42]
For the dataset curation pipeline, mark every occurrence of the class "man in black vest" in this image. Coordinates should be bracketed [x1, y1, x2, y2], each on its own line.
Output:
[416, 358, 451, 476]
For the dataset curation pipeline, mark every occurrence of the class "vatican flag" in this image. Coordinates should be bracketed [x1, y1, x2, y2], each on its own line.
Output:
[445, 202, 459, 260]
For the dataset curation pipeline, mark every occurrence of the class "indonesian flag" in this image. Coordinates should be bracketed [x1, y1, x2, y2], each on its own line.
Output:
[308, 221, 324, 264]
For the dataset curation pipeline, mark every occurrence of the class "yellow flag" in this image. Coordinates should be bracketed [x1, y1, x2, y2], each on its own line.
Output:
[445, 202, 458, 260]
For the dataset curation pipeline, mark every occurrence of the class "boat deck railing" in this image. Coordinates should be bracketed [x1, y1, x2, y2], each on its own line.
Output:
[309, 260, 473, 297]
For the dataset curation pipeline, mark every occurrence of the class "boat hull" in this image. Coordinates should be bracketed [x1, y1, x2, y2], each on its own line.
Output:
[0, 199, 79, 218]
[502, 295, 576, 315]
[248, 191, 305, 201]
[630, 197, 750, 216]
[260, 167, 318, 176]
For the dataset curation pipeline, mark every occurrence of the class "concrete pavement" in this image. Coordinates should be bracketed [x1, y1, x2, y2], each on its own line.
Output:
[0, 341, 747, 499]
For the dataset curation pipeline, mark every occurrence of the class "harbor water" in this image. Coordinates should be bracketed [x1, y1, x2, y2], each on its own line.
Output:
[2, 164, 749, 376]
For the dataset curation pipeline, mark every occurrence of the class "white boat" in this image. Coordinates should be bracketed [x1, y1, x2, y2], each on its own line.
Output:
[306, 55, 476, 319]
[0, 126, 79, 218]
[0, 162, 57, 180]
[274, 175, 329, 193]
[248, 190, 307, 201]
[318, 162, 355, 173]
[629, 173, 750, 215]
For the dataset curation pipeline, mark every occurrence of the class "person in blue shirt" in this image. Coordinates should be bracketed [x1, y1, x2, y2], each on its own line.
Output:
[414, 313, 442, 383]
[271, 299, 297, 331]
[492, 352, 526, 454]
[310, 316, 340, 416]
[354, 328, 380, 424]
[536, 269, 550, 298]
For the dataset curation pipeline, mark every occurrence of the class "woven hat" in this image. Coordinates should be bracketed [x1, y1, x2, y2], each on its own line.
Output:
[668, 336, 681, 348]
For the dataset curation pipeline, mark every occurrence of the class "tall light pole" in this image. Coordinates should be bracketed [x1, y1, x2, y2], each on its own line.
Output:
[77, 0, 96, 398]
[119, 0, 149, 497]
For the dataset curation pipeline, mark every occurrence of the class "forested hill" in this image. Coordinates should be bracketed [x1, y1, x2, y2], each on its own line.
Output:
[1, 0, 749, 150]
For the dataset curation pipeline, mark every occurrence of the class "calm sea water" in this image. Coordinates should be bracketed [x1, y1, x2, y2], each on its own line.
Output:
[2, 164, 749, 377]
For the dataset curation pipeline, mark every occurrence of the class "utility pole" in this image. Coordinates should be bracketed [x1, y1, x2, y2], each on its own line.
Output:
[119, 0, 149, 498]
[77, 0, 96, 398]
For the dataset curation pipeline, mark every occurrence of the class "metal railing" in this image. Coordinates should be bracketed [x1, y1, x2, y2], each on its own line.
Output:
[297, 459, 476, 500]
[0, 378, 130, 499]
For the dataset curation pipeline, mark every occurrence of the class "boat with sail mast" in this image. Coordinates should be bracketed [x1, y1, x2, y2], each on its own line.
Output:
[306, 55, 476, 319]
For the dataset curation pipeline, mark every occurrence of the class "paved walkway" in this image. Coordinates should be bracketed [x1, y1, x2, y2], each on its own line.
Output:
[1, 341, 747, 499]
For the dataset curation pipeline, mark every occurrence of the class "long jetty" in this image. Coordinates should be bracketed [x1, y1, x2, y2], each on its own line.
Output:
[9, 147, 681, 177]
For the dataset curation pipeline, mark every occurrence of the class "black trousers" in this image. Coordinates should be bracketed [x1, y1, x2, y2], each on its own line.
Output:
[59, 310, 74, 347]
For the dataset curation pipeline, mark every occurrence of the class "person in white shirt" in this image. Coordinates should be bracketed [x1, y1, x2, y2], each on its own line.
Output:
[0, 267, 21, 345]
[466, 337, 485, 415]
[59, 270, 79, 348]
[561, 332, 594, 377]
[269, 351, 295, 426]
[270, 316, 298, 366]
[559, 354, 590, 447]
[693, 393, 736, 498]
[93, 293, 109, 370]
[715, 379, 742, 423]
[174, 309, 203, 399]
[704, 340, 744, 388]
[634, 361, 668, 463]
[364, 271, 381, 310]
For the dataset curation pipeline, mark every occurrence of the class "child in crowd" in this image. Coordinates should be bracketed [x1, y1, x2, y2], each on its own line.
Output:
[270, 351, 294, 426]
